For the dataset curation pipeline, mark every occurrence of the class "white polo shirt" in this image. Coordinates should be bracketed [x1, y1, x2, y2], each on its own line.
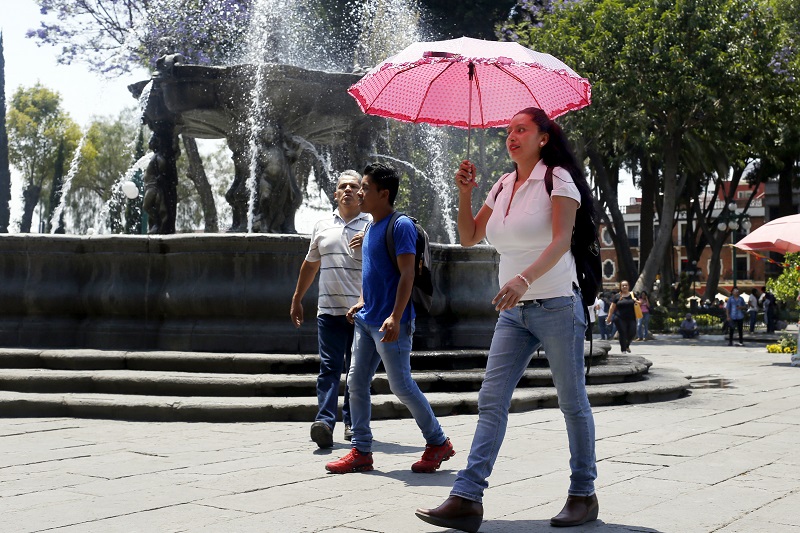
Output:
[485, 160, 581, 300]
[306, 210, 371, 316]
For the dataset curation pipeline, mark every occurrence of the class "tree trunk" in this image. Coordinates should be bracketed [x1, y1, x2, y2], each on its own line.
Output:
[0, 33, 11, 233]
[635, 132, 686, 295]
[586, 146, 637, 281]
[639, 157, 656, 268]
[20, 184, 41, 233]
[777, 154, 796, 218]
[182, 136, 218, 233]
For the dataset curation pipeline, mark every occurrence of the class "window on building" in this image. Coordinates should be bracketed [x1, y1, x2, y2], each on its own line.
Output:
[627, 225, 639, 247]
[602, 260, 615, 280]
[601, 227, 614, 246]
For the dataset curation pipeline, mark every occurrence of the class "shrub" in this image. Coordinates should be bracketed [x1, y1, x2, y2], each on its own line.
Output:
[766, 332, 798, 354]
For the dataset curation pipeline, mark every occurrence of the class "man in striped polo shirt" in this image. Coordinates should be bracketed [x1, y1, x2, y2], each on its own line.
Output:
[291, 170, 371, 448]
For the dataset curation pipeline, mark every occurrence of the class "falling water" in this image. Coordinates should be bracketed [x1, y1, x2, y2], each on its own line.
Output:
[49, 135, 87, 234]
[94, 154, 152, 233]
[420, 125, 457, 243]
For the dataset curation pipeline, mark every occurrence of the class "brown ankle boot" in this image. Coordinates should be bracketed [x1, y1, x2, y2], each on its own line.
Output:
[550, 493, 599, 527]
[416, 495, 483, 533]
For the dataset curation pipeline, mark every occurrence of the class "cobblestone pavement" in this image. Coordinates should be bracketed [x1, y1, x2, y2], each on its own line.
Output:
[1, 335, 798, 532]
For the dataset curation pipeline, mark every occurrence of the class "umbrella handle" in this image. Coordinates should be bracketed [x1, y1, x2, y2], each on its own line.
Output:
[467, 62, 474, 162]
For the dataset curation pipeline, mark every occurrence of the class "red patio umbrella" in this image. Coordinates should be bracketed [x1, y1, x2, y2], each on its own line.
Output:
[348, 36, 591, 158]
[734, 214, 800, 254]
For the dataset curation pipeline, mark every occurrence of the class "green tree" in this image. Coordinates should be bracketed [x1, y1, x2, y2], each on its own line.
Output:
[6, 84, 81, 233]
[767, 253, 800, 305]
[0, 32, 11, 233]
[65, 110, 141, 234]
[514, 0, 786, 296]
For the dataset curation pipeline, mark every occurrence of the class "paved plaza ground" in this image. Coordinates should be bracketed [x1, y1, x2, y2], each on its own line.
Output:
[0, 333, 798, 532]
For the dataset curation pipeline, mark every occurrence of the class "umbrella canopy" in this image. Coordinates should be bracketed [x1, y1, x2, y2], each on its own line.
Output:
[734, 214, 800, 254]
[348, 36, 591, 129]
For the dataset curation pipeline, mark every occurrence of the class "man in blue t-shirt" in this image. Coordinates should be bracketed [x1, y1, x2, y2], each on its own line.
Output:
[726, 287, 746, 346]
[325, 162, 454, 475]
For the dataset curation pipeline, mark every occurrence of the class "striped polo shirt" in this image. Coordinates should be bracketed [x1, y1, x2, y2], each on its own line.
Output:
[305, 210, 371, 316]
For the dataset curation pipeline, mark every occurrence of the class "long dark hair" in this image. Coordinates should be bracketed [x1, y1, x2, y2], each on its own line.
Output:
[513, 107, 596, 222]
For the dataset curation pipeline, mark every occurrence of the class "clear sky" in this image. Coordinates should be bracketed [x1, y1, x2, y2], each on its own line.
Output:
[2, 0, 149, 128]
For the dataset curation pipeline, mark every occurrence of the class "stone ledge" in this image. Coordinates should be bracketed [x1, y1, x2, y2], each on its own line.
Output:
[0, 368, 689, 422]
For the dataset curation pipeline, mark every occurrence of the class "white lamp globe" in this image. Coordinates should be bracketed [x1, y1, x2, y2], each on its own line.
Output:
[121, 181, 140, 200]
[717, 221, 727, 231]
[727, 201, 737, 211]
[728, 221, 739, 230]
[741, 219, 751, 230]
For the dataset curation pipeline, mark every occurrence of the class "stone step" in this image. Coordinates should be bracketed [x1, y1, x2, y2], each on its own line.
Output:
[0, 343, 611, 374]
[0, 367, 689, 422]
[0, 355, 649, 397]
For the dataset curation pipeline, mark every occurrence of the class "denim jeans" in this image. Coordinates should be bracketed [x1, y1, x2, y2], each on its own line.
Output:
[347, 316, 446, 453]
[316, 314, 353, 429]
[597, 315, 610, 339]
[637, 312, 651, 339]
[451, 289, 596, 503]
[748, 310, 758, 333]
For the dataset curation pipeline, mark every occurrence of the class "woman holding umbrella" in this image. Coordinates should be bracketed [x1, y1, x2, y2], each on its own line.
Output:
[416, 107, 598, 531]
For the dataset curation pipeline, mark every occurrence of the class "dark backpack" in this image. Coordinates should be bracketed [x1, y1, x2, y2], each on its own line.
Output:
[543, 166, 602, 306]
[384, 211, 434, 313]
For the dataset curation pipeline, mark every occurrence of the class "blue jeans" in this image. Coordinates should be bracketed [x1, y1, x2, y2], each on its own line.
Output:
[597, 315, 610, 339]
[347, 316, 446, 453]
[315, 314, 353, 429]
[637, 312, 651, 339]
[451, 289, 596, 502]
[748, 310, 757, 332]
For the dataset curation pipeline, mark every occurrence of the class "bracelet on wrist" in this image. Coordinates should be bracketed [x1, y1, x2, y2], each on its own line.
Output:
[515, 273, 531, 289]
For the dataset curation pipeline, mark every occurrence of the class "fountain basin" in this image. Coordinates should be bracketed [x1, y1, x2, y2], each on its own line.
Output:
[0, 234, 499, 353]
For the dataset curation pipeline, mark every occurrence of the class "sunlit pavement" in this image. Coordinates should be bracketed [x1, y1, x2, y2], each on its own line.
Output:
[1, 334, 798, 532]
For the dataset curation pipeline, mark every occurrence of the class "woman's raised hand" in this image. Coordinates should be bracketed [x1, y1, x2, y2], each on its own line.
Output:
[454, 160, 477, 194]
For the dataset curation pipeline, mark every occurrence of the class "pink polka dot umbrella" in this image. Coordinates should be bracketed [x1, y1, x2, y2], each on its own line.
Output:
[348, 36, 592, 157]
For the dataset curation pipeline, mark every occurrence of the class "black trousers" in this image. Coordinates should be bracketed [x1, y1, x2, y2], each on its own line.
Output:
[728, 319, 744, 344]
[614, 317, 637, 352]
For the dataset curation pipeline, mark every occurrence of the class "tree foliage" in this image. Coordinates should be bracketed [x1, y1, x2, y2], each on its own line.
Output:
[6, 84, 81, 232]
[0, 32, 11, 233]
[507, 0, 793, 296]
[767, 253, 800, 305]
[63, 110, 142, 233]
[29, 0, 250, 74]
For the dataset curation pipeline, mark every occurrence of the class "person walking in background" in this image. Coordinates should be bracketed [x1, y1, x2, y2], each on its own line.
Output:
[636, 291, 652, 341]
[416, 107, 598, 532]
[593, 292, 609, 340]
[290, 170, 370, 449]
[747, 288, 760, 333]
[726, 287, 746, 346]
[325, 162, 454, 475]
[606, 281, 637, 353]
[761, 287, 776, 333]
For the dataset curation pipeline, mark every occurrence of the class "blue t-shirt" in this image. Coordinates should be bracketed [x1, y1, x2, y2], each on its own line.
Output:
[357, 214, 417, 326]
[726, 296, 746, 320]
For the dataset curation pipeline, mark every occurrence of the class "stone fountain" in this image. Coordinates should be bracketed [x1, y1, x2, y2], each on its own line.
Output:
[129, 54, 383, 234]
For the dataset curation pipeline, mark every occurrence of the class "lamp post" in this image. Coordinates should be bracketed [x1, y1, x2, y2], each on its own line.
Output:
[717, 201, 751, 289]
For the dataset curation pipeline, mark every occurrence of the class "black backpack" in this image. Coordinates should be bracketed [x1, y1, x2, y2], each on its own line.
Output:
[543, 166, 602, 306]
[384, 211, 434, 313]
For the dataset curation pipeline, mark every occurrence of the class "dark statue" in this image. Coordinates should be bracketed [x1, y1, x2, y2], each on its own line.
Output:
[129, 54, 382, 233]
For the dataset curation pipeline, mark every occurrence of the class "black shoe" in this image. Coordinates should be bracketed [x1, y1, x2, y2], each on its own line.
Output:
[344, 425, 353, 442]
[310, 421, 333, 449]
[550, 494, 599, 527]
[416, 495, 483, 533]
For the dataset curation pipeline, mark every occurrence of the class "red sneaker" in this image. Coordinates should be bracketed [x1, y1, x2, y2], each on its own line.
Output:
[325, 448, 374, 474]
[412, 438, 455, 473]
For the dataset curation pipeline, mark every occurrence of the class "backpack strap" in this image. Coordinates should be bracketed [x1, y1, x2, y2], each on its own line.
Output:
[384, 211, 403, 273]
